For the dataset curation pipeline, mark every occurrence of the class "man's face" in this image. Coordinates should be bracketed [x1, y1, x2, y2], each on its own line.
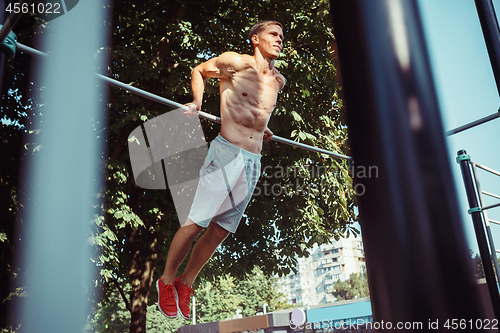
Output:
[254, 24, 284, 59]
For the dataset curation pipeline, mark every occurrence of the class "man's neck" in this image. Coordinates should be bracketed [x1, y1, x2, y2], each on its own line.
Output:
[253, 48, 275, 73]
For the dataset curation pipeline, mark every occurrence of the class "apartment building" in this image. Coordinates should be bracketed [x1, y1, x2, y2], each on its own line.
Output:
[278, 234, 365, 306]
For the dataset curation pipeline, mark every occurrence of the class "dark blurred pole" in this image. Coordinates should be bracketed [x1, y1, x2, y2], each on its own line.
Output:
[0, 0, 7, 91]
[0, 2, 8, 330]
[475, 0, 500, 97]
[330, 0, 489, 329]
[457, 150, 500, 319]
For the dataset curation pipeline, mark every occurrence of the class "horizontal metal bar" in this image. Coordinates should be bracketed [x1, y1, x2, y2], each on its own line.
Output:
[198, 111, 220, 123]
[0, 0, 33, 43]
[482, 202, 500, 212]
[16, 42, 48, 58]
[196, 111, 352, 160]
[489, 219, 500, 226]
[473, 162, 500, 177]
[446, 111, 500, 136]
[483, 191, 500, 200]
[17, 42, 352, 161]
[96, 73, 188, 110]
[273, 135, 352, 160]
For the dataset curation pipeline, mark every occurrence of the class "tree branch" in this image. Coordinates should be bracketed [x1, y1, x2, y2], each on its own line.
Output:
[111, 276, 131, 312]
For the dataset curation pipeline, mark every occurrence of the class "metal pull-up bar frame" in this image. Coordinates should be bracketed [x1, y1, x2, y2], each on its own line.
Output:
[16, 42, 352, 161]
[446, 110, 500, 136]
[0, 0, 33, 43]
[457, 150, 500, 318]
[471, 161, 500, 225]
[15, 40, 500, 140]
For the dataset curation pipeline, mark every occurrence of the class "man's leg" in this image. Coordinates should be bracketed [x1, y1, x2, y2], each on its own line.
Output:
[161, 220, 204, 285]
[166, 222, 229, 320]
[180, 222, 230, 287]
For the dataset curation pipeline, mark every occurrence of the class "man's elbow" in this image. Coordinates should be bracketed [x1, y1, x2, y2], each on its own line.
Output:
[191, 66, 207, 82]
[191, 66, 201, 77]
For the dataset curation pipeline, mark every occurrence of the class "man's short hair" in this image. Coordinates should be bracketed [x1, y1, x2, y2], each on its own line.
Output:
[248, 20, 283, 47]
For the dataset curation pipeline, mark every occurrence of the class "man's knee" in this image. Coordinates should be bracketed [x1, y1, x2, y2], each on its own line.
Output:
[180, 220, 204, 238]
[207, 222, 230, 242]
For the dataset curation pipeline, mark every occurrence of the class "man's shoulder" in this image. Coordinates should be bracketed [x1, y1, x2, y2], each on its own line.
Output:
[219, 51, 252, 60]
[273, 68, 286, 89]
[217, 52, 253, 69]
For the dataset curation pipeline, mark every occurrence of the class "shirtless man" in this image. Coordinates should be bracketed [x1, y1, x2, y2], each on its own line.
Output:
[157, 21, 285, 320]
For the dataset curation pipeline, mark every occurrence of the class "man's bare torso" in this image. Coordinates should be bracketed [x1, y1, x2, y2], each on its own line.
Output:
[219, 54, 285, 154]
[189, 24, 285, 153]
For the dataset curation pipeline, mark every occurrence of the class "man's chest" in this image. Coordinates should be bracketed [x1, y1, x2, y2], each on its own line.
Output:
[231, 68, 280, 96]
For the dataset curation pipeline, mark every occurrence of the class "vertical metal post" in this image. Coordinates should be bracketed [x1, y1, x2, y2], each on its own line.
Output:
[192, 295, 196, 325]
[330, 0, 489, 328]
[475, 0, 500, 97]
[0, 3, 10, 330]
[457, 150, 500, 318]
[18, 1, 109, 332]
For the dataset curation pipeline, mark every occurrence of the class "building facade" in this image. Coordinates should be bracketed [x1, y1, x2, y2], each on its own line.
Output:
[278, 235, 365, 306]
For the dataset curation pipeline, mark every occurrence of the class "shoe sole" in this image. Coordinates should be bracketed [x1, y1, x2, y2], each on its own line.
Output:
[156, 279, 178, 319]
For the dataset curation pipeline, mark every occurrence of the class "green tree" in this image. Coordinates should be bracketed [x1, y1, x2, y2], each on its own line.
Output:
[86, 268, 290, 332]
[471, 250, 484, 279]
[85, 283, 187, 333]
[237, 266, 292, 318]
[88, 0, 358, 331]
[332, 273, 370, 301]
[0, 13, 48, 331]
[193, 267, 291, 324]
[195, 274, 245, 323]
[1, 0, 358, 332]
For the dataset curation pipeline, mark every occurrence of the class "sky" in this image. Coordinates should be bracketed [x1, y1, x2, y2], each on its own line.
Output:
[417, 0, 500, 253]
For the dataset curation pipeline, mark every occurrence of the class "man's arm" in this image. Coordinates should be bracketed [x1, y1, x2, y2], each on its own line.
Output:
[186, 52, 245, 113]
[263, 71, 285, 141]
[275, 69, 286, 91]
[263, 128, 273, 142]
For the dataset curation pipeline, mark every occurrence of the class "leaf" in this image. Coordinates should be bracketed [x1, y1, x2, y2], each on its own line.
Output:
[291, 110, 303, 123]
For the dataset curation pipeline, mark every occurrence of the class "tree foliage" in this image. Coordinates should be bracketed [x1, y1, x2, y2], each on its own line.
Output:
[332, 273, 370, 301]
[95, 0, 357, 330]
[196, 266, 291, 323]
[471, 250, 484, 279]
[1, 0, 357, 331]
[86, 267, 290, 333]
[0, 9, 48, 330]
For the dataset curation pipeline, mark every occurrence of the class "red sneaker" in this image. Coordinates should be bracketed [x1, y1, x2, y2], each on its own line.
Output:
[156, 279, 177, 318]
[174, 275, 195, 320]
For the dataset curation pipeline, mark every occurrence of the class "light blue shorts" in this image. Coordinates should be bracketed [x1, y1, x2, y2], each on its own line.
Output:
[187, 135, 261, 233]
